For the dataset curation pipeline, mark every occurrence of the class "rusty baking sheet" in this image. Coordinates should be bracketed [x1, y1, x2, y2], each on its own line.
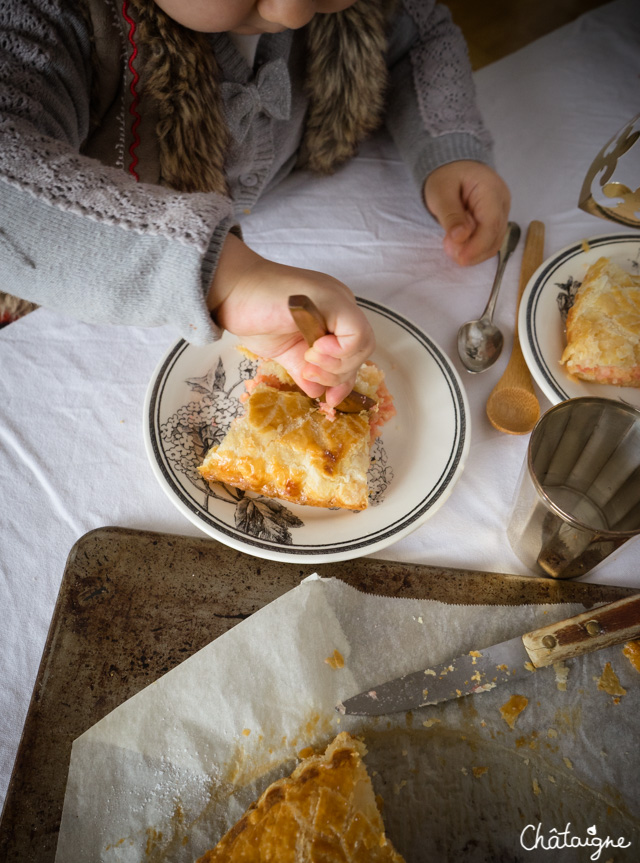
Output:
[0, 526, 636, 863]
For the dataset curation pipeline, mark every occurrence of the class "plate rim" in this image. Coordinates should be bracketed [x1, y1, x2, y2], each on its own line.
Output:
[520, 232, 640, 405]
[143, 298, 470, 563]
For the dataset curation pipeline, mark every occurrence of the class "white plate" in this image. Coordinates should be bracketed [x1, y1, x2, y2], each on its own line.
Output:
[144, 299, 469, 563]
[519, 233, 640, 407]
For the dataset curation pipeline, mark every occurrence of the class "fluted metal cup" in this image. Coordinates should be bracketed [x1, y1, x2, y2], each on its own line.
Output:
[508, 397, 640, 579]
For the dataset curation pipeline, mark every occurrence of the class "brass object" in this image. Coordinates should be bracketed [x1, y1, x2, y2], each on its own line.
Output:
[542, 635, 557, 649]
[578, 112, 640, 227]
[585, 620, 603, 637]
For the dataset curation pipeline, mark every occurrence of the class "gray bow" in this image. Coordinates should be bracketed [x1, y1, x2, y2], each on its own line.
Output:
[221, 58, 292, 143]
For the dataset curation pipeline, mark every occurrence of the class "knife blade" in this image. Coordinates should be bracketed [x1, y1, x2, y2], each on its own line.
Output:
[288, 294, 376, 414]
[338, 593, 640, 716]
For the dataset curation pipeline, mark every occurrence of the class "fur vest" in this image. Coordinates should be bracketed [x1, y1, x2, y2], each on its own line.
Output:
[82, 0, 396, 196]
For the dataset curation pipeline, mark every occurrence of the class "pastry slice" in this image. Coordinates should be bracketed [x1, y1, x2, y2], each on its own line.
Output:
[198, 354, 395, 510]
[560, 256, 640, 386]
[196, 732, 405, 862]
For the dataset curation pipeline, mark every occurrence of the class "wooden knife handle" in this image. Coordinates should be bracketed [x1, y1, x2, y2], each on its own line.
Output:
[522, 593, 640, 668]
[288, 295, 328, 347]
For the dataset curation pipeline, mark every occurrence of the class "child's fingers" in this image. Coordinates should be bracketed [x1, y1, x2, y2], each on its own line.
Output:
[324, 381, 357, 409]
[303, 349, 343, 373]
[300, 360, 357, 389]
[453, 213, 508, 266]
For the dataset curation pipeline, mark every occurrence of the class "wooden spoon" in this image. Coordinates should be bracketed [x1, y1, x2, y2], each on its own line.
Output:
[486, 221, 544, 434]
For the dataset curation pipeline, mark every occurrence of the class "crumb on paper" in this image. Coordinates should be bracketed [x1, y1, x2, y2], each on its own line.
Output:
[581, 238, 591, 252]
[393, 780, 407, 794]
[422, 718, 441, 728]
[324, 649, 344, 669]
[424, 669, 436, 676]
[499, 695, 529, 729]
[595, 662, 627, 697]
[548, 775, 556, 784]
[532, 778, 541, 796]
[422, 688, 429, 698]
[623, 640, 640, 672]
[524, 661, 536, 673]
[242, 728, 251, 737]
[563, 757, 573, 770]
[461, 767, 468, 775]
[474, 682, 497, 694]
[472, 766, 488, 778]
[298, 746, 314, 759]
[417, 616, 424, 624]
[547, 728, 558, 739]
[553, 661, 569, 691]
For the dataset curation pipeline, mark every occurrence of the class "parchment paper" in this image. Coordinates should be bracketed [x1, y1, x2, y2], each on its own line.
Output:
[55, 576, 640, 862]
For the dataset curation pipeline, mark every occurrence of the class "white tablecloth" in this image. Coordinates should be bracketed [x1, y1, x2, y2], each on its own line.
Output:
[1, 0, 639, 813]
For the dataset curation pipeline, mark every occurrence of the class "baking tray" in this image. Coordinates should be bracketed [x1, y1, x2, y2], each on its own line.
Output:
[0, 526, 635, 862]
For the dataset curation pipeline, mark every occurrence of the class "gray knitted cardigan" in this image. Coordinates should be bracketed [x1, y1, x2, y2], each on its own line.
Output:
[0, 0, 492, 344]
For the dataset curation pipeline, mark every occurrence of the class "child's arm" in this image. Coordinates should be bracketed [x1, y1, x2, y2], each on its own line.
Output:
[0, 1, 235, 345]
[207, 234, 375, 409]
[385, 1, 510, 265]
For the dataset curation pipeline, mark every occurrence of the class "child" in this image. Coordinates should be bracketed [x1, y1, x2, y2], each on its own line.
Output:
[0, 0, 509, 406]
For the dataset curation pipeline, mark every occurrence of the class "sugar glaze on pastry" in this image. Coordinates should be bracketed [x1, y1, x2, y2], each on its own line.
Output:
[196, 732, 405, 862]
[198, 353, 395, 510]
[560, 256, 640, 387]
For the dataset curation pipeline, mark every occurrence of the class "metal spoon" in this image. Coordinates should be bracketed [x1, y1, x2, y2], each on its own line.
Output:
[457, 221, 521, 373]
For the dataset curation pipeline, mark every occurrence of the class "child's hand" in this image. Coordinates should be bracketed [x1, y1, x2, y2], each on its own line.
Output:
[208, 234, 375, 407]
[423, 161, 511, 266]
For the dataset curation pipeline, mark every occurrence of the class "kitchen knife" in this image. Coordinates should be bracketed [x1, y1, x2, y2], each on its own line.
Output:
[288, 294, 376, 414]
[337, 593, 640, 716]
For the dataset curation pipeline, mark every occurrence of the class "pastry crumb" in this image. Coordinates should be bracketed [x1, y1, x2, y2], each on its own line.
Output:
[324, 649, 345, 669]
[623, 640, 640, 672]
[422, 718, 441, 728]
[472, 766, 488, 778]
[553, 661, 569, 691]
[563, 756, 573, 770]
[595, 662, 627, 697]
[499, 695, 529, 729]
[532, 778, 541, 796]
[298, 746, 315, 759]
[242, 729, 251, 737]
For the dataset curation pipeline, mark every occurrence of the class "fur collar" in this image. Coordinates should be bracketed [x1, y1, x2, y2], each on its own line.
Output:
[125, 0, 395, 194]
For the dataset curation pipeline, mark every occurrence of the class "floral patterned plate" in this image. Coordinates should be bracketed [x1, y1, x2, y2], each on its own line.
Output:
[144, 298, 469, 563]
[519, 233, 640, 408]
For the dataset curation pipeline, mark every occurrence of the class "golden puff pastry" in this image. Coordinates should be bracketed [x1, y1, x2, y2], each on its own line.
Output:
[560, 257, 640, 387]
[196, 732, 405, 863]
[198, 356, 394, 510]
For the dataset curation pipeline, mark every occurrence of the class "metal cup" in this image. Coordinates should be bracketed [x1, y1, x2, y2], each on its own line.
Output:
[507, 397, 640, 579]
